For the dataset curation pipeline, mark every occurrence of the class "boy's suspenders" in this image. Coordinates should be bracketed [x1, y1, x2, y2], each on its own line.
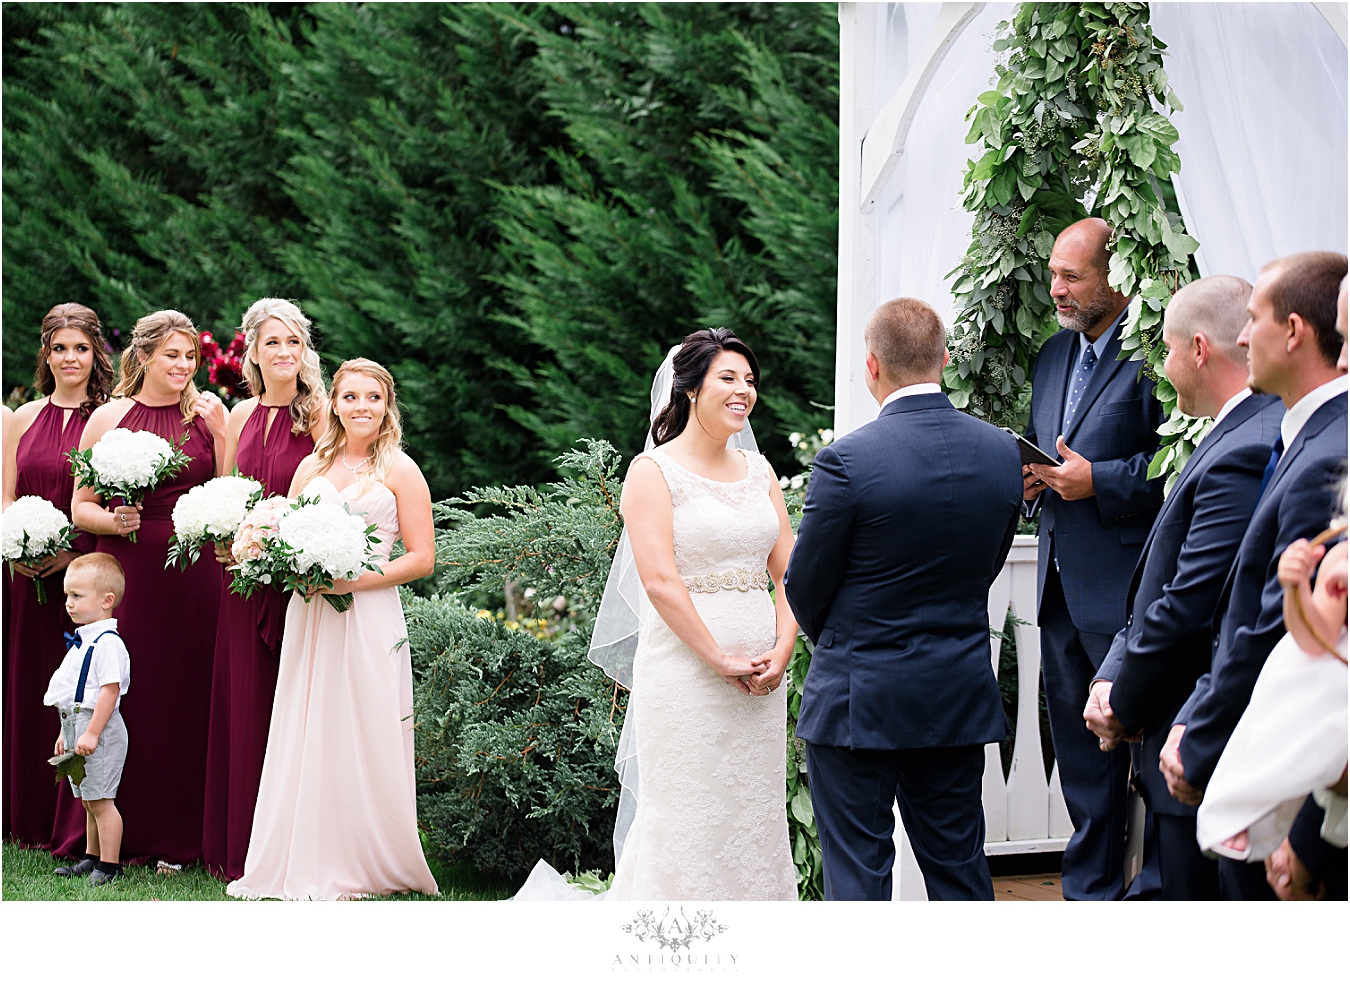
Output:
[74, 630, 122, 711]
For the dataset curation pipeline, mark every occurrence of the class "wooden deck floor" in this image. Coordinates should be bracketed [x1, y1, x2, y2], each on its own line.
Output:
[992, 873, 1064, 901]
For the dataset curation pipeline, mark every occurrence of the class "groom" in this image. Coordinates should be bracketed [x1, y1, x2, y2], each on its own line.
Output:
[785, 298, 1022, 901]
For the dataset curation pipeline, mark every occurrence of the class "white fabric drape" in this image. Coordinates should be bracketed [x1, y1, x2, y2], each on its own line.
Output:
[1152, 3, 1348, 281]
[874, 3, 1016, 335]
[868, 2, 1347, 342]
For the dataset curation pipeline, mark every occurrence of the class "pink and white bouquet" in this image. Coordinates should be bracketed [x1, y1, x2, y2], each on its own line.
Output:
[165, 474, 264, 569]
[69, 428, 191, 543]
[2, 496, 77, 603]
[229, 495, 382, 612]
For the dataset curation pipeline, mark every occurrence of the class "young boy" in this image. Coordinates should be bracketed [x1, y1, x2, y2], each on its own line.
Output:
[44, 553, 130, 885]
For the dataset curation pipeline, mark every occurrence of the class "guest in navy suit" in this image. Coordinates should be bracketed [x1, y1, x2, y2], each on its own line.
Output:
[1160, 251, 1347, 900]
[1266, 275, 1349, 903]
[786, 298, 1022, 901]
[1084, 276, 1284, 899]
[1021, 218, 1165, 899]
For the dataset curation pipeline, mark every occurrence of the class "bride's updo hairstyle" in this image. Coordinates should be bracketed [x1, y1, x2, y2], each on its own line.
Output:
[650, 328, 760, 447]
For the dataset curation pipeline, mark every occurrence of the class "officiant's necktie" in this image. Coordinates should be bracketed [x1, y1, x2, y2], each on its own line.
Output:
[1256, 437, 1284, 503]
[1062, 342, 1098, 434]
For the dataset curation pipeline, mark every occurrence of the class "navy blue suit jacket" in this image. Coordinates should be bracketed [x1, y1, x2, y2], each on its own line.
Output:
[1026, 325, 1166, 635]
[1177, 392, 1348, 790]
[786, 392, 1022, 750]
[1096, 393, 1284, 815]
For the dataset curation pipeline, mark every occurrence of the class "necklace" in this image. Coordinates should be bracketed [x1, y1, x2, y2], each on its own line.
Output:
[341, 451, 370, 473]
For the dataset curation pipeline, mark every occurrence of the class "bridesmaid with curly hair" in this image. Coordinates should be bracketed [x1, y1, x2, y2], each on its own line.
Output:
[229, 359, 438, 900]
[202, 299, 326, 881]
[72, 310, 228, 866]
[3, 304, 114, 851]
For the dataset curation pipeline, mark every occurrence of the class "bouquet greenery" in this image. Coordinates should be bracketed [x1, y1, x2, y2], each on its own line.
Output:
[69, 428, 192, 544]
[1, 496, 77, 603]
[165, 473, 264, 569]
[229, 494, 382, 612]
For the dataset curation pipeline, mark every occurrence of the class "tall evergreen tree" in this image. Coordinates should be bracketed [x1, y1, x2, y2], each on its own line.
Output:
[490, 2, 839, 468]
[3, 2, 838, 493]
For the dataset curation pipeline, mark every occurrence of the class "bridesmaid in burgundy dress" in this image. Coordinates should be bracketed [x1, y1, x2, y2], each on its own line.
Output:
[202, 299, 325, 880]
[71, 310, 228, 867]
[3, 305, 114, 851]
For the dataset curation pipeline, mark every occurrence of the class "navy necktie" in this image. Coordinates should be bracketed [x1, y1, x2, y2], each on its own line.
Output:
[1062, 342, 1098, 434]
[1256, 437, 1284, 503]
[64, 631, 79, 651]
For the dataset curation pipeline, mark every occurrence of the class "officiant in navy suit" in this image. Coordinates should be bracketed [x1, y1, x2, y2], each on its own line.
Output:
[1084, 276, 1284, 900]
[1021, 218, 1165, 900]
[786, 298, 1022, 901]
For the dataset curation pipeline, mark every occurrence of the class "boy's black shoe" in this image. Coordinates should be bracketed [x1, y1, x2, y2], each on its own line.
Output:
[89, 861, 122, 885]
[54, 856, 97, 878]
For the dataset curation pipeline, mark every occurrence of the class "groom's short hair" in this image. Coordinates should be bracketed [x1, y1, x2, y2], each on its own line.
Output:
[866, 298, 945, 382]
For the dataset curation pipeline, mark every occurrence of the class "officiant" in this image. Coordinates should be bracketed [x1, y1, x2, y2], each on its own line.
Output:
[1021, 218, 1165, 900]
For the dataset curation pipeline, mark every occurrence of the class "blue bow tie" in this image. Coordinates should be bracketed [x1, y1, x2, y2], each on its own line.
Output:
[64, 631, 80, 651]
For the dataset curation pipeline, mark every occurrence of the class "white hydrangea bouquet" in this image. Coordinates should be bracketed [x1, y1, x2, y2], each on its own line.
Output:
[229, 494, 382, 612]
[1, 496, 77, 603]
[69, 428, 192, 544]
[165, 474, 265, 569]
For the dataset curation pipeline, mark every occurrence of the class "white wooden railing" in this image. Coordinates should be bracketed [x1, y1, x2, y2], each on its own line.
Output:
[892, 535, 1073, 900]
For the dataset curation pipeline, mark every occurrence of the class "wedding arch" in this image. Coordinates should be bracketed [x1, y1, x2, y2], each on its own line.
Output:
[834, 0, 1348, 899]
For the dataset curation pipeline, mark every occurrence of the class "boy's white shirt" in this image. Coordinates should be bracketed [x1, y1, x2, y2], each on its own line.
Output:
[43, 617, 130, 712]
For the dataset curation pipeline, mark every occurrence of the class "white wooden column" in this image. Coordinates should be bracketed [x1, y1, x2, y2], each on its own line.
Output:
[834, 2, 882, 441]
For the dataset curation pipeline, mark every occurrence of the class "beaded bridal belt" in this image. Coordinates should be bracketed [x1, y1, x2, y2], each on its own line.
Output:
[682, 569, 770, 593]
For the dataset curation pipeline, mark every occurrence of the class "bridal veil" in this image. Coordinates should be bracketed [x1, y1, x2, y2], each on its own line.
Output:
[587, 343, 758, 865]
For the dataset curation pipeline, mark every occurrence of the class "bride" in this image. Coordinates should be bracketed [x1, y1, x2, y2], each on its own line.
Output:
[515, 328, 798, 901]
[603, 328, 799, 901]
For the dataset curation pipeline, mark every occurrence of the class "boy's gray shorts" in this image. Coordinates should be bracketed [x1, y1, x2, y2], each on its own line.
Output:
[59, 707, 127, 800]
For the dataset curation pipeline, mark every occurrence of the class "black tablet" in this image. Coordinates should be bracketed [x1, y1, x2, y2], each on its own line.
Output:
[1000, 427, 1060, 467]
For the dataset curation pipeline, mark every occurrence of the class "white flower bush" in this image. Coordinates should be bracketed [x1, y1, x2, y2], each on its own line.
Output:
[2, 496, 76, 603]
[166, 474, 264, 569]
[779, 427, 835, 493]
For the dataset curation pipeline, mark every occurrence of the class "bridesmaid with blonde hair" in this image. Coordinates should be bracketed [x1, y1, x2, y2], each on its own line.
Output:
[72, 310, 228, 866]
[202, 299, 326, 881]
[3, 304, 114, 853]
[229, 358, 438, 900]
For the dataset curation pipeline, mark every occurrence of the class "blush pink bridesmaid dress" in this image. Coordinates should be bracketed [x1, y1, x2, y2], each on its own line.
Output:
[227, 475, 437, 900]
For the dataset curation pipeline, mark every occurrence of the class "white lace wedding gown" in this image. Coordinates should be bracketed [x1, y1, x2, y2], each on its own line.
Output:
[606, 447, 797, 901]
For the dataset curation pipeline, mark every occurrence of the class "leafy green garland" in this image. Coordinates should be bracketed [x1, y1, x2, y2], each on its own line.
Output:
[944, 2, 1202, 489]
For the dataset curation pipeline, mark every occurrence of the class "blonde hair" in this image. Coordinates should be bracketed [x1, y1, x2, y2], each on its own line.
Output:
[239, 298, 326, 434]
[66, 553, 126, 607]
[303, 358, 403, 492]
[112, 310, 201, 427]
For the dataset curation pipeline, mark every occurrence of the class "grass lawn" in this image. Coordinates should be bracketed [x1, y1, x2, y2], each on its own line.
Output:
[1, 840, 511, 901]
